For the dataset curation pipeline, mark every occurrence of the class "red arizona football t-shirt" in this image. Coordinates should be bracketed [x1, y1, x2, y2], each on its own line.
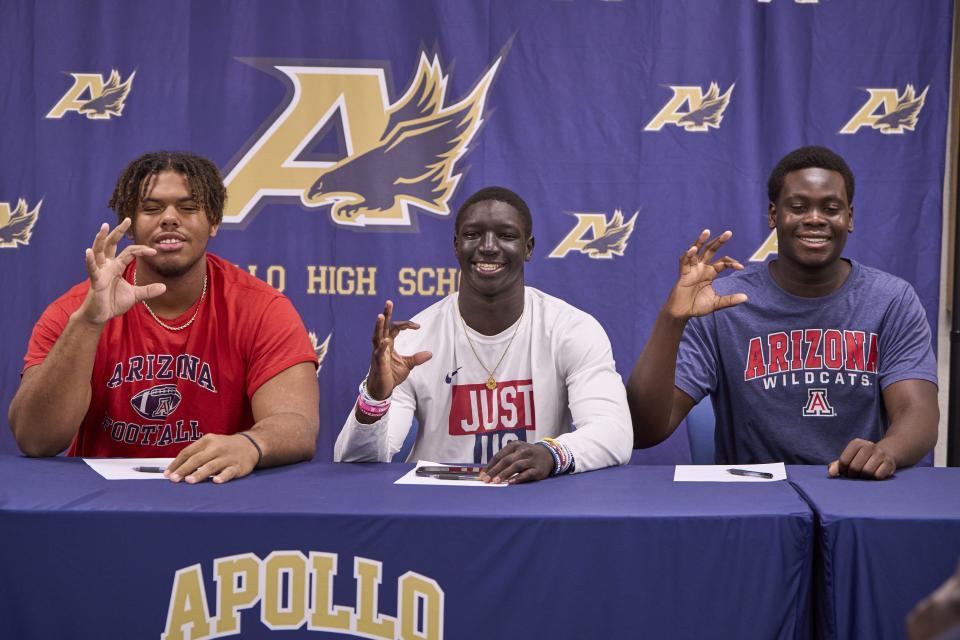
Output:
[23, 253, 318, 457]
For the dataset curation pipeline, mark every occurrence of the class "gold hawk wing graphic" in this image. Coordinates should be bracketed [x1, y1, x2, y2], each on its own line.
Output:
[308, 331, 332, 374]
[678, 82, 734, 131]
[79, 70, 135, 118]
[582, 210, 639, 258]
[875, 84, 928, 132]
[305, 54, 499, 225]
[0, 199, 42, 248]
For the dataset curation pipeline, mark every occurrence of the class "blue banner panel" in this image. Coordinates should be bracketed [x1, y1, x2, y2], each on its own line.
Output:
[0, 0, 953, 458]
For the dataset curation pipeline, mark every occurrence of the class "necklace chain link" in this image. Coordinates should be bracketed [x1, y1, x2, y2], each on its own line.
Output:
[134, 267, 208, 332]
[458, 306, 524, 391]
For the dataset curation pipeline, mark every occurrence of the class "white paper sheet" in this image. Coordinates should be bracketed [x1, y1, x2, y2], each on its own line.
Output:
[673, 462, 787, 482]
[84, 457, 175, 480]
[394, 460, 508, 487]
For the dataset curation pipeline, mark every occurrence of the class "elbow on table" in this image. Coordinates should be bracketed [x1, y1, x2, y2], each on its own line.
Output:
[10, 423, 67, 458]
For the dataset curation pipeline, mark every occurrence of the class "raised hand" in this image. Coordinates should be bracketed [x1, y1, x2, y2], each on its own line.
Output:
[78, 219, 166, 325]
[364, 300, 432, 401]
[665, 229, 747, 320]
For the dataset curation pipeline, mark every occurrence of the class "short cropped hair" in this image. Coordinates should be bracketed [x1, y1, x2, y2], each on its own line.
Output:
[455, 186, 533, 238]
[767, 146, 855, 205]
[108, 151, 227, 227]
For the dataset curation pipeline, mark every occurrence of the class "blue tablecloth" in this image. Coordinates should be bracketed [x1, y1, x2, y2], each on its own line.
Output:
[788, 466, 960, 640]
[0, 457, 813, 639]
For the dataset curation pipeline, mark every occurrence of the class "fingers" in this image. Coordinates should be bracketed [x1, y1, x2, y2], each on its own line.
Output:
[701, 230, 733, 263]
[104, 218, 132, 259]
[164, 434, 257, 484]
[480, 442, 553, 484]
[387, 320, 421, 340]
[831, 439, 896, 480]
[371, 312, 386, 348]
[381, 300, 394, 340]
[84, 248, 98, 278]
[90, 223, 110, 267]
[679, 230, 737, 270]
[711, 256, 745, 275]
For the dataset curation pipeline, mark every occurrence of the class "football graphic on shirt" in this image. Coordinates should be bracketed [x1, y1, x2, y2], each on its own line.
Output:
[130, 384, 183, 420]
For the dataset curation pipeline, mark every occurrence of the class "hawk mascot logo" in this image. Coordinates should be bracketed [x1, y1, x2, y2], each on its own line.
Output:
[0, 199, 42, 248]
[46, 70, 135, 120]
[840, 84, 928, 134]
[222, 52, 503, 229]
[549, 210, 639, 259]
[644, 82, 735, 132]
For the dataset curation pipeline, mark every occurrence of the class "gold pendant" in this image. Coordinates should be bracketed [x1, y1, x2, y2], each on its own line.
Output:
[485, 376, 497, 390]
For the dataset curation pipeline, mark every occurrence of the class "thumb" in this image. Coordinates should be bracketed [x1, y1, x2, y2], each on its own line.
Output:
[827, 460, 840, 477]
[407, 351, 432, 369]
[134, 282, 167, 302]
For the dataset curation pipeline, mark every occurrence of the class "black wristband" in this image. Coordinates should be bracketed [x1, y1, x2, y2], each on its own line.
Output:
[238, 432, 263, 468]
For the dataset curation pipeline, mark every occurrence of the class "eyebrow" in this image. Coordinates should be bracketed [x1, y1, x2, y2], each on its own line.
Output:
[140, 196, 198, 203]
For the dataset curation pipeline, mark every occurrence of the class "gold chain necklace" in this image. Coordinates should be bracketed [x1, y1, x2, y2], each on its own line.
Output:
[134, 267, 208, 332]
[458, 307, 524, 390]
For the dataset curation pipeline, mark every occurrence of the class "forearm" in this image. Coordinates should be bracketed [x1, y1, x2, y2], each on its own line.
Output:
[334, 411, 391, 462]
[8, 312, 104, 456]
[626, 307, 688, 447]
[879, 412, 939, 468]
[877, 380, 939, 469]
[245, 411, 318, 468]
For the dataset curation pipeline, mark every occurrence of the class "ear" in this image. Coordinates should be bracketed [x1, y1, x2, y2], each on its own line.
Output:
[848, 205, 854, 233]
[126, 217, 135, 240]
[210, 223, 219, 238]
[525, 236, 535, 261]
[767, 202, 777, 229]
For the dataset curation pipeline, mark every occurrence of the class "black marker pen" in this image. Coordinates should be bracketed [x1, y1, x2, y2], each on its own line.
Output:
[727, 468, 774, 479]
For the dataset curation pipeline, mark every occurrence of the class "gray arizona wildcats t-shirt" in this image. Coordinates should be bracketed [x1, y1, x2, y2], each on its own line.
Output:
[675, 259, 937, 465]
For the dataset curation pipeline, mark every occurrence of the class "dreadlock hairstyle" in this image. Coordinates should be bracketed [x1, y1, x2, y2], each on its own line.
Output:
[108, 151, 227, 227]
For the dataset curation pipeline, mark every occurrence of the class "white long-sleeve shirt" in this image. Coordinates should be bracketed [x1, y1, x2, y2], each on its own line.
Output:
[335, 287, 632, 473]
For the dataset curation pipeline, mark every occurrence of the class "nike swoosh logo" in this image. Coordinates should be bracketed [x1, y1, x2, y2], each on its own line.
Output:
[444, 367, 462, 384]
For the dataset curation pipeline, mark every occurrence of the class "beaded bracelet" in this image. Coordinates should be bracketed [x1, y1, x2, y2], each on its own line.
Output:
[536, 441, 562, 476]
[539, 437, 574, 475]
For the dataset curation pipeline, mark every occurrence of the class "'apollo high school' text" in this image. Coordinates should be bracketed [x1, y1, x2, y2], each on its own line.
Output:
[244, 265, 460, 297]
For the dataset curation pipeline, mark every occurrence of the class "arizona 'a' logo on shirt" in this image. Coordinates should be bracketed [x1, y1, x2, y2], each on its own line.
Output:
[803, 389, 835, 417]
[221, 50, 503, 229]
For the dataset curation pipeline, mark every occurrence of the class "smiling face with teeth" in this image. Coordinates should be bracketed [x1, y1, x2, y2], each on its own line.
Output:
[454, 198, 534, 304]
[768, 167, 854, 283]
[130, 170, 218, 280]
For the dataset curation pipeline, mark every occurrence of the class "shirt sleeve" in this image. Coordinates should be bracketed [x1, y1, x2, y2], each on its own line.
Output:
[877, 284, 938, 389]
[675, 315, 720, 404]
[245, 296, 319, 398]
[23, 297, 78, 371]
[553, 311, 632, 472]
[334, 377, 416, 462]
